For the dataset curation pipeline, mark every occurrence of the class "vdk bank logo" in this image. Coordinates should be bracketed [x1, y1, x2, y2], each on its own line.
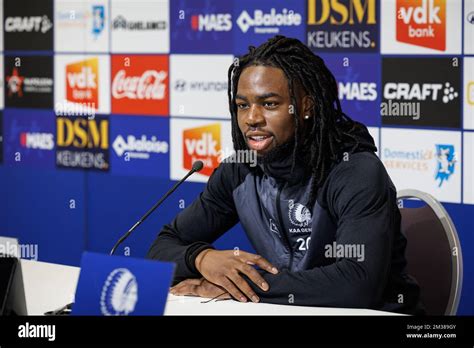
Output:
[435, 144, 456, 187]
[100, 268, 138, 316]
[66, 58, 99, 109]
[396, 0, 446, 51]
[183, 123, 221, 177]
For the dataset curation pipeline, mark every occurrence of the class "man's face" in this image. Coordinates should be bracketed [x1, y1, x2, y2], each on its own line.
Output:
[236, 65, 306, 156]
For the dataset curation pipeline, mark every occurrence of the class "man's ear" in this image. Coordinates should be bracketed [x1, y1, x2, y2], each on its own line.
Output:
[302, 95, 315, 119]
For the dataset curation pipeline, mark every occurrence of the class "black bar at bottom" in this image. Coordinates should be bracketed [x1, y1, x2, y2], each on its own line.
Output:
[0, 315, 473, 345]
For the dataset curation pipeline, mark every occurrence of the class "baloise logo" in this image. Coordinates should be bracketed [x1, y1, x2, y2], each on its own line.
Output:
[236, 8, 302, 34]
[112, 134, 168, 160]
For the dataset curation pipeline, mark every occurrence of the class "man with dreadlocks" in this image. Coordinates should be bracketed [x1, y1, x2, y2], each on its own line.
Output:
[148, 36, 422, 314]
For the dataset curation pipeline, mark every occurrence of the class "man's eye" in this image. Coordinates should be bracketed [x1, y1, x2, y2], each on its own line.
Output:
[237, 103, 248, 109]
[264, 102, 278, 108]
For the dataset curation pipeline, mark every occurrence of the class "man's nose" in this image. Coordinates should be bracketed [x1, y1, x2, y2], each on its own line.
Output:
[246, 104, 265, 127]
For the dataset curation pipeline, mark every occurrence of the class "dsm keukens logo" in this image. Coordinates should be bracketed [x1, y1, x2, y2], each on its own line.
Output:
[100, 268, 138, 316]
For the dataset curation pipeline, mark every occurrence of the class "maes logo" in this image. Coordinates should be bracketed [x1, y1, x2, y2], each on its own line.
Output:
[20, 132, 54, 150]
[191, 13, 232, 32]
[56, 117, 109, 170]
[183, 124, 221, 177]
[396, 0, 446, 51]
[66, 58, 99, 109]
[307, 0, 377, 50]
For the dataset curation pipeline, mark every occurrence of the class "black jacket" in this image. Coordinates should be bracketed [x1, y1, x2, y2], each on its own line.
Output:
[147, 122, 423, 314]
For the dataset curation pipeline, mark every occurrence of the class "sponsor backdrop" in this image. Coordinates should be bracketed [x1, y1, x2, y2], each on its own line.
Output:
[0, 0, 473, 314]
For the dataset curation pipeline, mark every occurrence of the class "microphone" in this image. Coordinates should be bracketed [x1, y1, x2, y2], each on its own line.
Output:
[109, 160, 204, 256]
[45, 161, 204, 315]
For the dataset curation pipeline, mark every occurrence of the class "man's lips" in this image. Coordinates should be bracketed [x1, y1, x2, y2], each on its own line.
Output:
[246, 132, 274, 152]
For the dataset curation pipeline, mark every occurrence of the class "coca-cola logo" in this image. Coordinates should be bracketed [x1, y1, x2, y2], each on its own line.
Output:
[111, 55, 169, 115]
[112, 70, 167, 100]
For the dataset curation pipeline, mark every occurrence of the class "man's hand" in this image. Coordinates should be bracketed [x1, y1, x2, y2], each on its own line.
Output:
[170, 278, 231, 300]
[195, 249, 278, 303]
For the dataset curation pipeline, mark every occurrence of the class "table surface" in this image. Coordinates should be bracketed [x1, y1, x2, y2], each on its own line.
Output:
[20, 259, 402, 316]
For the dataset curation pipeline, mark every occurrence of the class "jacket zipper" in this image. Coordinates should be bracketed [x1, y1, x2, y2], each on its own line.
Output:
[276, 185, 294, 270]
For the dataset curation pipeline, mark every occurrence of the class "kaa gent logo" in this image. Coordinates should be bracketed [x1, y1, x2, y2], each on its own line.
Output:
[100, 268, 138, 316]
[288, 200, 312, 233]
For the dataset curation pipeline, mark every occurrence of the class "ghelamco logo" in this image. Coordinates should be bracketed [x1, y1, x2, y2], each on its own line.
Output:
[236, 8, 302, 34]
[112, 134, 168, 160]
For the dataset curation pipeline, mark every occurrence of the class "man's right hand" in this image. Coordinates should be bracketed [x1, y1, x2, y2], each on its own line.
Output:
[195, 249, 279, 303]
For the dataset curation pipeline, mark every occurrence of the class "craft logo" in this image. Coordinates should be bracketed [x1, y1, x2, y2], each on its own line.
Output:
[5, 15, 52, 33]
[66, 58, 99, 110]
[435, 144, 456, 187]
[4, 0, 54, 50]
[382, 58, 461, 128]
[111, 55, 169, 115]
[56, 116, 109, 170]
[307, 0, 378, 52]
[236, 8, 302, 34]
[191, 13, 232, 32]
[4, 56, 54, 108]
[384, 82, 458, 103]
[113, 15, 166, 31]
[183, 124, 221, 177]
[92, 5, 105, 37]
[396, 0, 446, 51]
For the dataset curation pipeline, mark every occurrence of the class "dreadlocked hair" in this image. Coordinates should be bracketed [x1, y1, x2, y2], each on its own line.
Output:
[227, 35, 363, 207]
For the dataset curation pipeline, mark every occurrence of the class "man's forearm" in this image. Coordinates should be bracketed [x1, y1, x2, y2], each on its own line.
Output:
[146, 228, 213, 283]
[245, 259, 385, 308]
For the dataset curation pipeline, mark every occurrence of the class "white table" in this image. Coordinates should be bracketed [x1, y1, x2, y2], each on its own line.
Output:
[20, 259, 402, 316]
